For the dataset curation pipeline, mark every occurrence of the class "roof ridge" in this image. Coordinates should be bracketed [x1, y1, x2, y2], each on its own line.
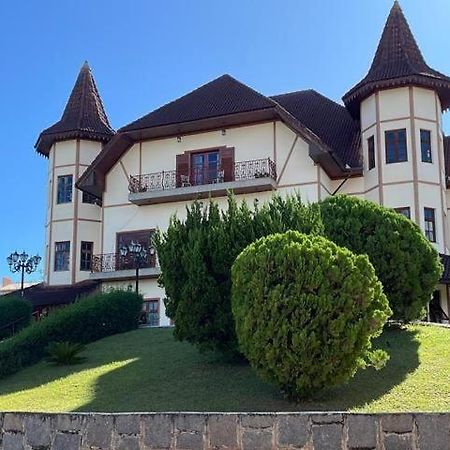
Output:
[272, 89, 349, 111]
[119, 73, 276, 132]
[270, 88, 314, 98]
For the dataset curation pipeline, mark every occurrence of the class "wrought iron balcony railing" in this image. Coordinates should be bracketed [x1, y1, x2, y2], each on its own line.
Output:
[91, 252, 157, 273]
[128, 157, 277, 194]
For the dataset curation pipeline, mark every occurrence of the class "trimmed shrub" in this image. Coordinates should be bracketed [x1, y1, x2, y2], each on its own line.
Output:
[231, 231, 391, 399]
[0, 290, 142, 378]
[320, 195, 442, 321]
[0, 297, 32, 340]
[156, 193, 323, 355]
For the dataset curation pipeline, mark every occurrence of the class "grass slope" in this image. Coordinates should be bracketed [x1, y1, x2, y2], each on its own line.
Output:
[0, 325, 448, 412]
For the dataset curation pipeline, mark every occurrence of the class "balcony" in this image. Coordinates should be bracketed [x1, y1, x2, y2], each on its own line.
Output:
[128, 157, 277, 205]
[89, 252, 160, 282]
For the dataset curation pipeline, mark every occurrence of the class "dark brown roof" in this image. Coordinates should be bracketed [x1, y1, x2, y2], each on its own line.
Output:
[35, 62, 115, 156]
[119, 74, 276, 132]
[4, 280, 101, 309]
[78, 76, 364, 198]
[343, 1, 450, 116]
[271, 90, 361, 168]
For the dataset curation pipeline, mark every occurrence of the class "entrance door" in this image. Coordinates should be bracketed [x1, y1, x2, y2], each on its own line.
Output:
[430, 291, 442, 323]
[143, 299, 160, 327]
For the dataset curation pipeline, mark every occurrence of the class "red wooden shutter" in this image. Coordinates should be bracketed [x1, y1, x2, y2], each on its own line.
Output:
[220, 147, 235, 182]
[176, 154, 190, 187]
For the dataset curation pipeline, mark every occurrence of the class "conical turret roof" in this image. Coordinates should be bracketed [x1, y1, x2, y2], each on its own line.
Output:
[35, 62, 115, 156]
[343, 1, 450, 116]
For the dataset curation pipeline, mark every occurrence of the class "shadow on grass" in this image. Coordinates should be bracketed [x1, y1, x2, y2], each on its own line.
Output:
[0, 326, 420, 412]
[77, 326, 420, 412]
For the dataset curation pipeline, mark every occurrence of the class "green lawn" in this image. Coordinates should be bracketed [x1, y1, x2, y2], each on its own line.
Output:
[0, 324, 448, 412]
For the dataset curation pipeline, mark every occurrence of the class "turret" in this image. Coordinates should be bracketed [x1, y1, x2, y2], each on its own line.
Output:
[35, 62, 114, 285]
[343, 1, 450, 253]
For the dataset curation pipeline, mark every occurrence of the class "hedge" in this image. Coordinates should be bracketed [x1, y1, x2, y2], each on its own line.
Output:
[156, 193, 323, 355]
[0, 296, 32, 340]
[0, 289, 143, 379]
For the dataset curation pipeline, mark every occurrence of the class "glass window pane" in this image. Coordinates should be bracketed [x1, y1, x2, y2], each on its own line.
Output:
[385, 129, 407, 164]
[54, 241, 70, 271]
[57, 175, 73, 204]
[421, 130, 432, 163]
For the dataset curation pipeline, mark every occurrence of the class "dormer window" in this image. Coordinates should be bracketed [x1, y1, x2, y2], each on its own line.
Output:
[385, 129, 407, 164]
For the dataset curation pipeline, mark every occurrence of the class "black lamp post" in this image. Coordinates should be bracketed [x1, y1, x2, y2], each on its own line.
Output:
[6, 251, 41, 297]
[119, 241, 155, 293]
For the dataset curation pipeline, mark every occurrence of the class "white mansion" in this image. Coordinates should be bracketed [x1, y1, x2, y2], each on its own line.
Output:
[35, 2, 450, 324]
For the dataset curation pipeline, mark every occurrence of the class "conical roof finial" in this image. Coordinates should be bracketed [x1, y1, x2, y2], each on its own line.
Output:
[35, 62, 115, 156]
[343, 2, 450, 116]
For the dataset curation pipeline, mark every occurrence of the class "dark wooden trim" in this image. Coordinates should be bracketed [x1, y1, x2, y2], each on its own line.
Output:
[183, 145, 226, 155]
[409, 87, 420, 225]
[71, 139, 80, 284]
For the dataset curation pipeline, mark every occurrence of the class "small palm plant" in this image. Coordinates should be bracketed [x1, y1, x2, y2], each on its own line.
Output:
[45, 341, 87, 366]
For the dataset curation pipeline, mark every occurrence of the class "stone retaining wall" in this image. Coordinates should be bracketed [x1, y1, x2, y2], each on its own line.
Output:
[0, 412, 449, 449]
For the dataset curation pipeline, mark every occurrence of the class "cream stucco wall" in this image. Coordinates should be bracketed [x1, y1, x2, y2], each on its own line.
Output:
[101, 121, 325, 314]
[43, 86, 450, 320]
[46, 140, 102, 285]
[359, 87, 448, 254]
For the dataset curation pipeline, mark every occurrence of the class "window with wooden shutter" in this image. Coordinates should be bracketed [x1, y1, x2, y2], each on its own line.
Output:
[220, 147, 235, 182]
[176, 154, 190, 187]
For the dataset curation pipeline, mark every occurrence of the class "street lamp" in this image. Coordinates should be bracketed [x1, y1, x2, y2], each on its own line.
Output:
[7, 251, 41, 297]
[120, 241, 155, 293]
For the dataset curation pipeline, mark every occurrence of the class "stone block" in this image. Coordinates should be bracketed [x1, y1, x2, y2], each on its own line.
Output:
[117, 435, 140, 450]
[312, 423, 343, 450]
[176, 431, 204, 450]
[277, 414, 309, 447]
[381, 414, 413, 433]
[311, 413, 343, 424]
[54, 414, 83, 433]
[175, 414, 205, 433]
[3, 413, 24, 432]
[24, 414, 51, 448]
[53, 432, 81, 450]
[242, 430, 272, 450]
[208, 414, 238, 449]
[143, 414, 173, 449]
[383, 433, 413, 450]
[2, 433, 24, 450]
[240, 414, 274, 429]
[346, 415, 377, 449]
[415, 414, 450, 450]
[83, 414, 113, 448]
[115, 414, 141, 435]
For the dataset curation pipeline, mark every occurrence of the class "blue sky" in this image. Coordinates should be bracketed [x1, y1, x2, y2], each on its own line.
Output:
[1, 0, 449, 282]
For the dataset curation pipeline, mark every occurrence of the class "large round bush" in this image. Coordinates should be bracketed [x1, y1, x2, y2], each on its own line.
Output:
[231, 231, 391, 399]
[320, 195, 442, 321]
